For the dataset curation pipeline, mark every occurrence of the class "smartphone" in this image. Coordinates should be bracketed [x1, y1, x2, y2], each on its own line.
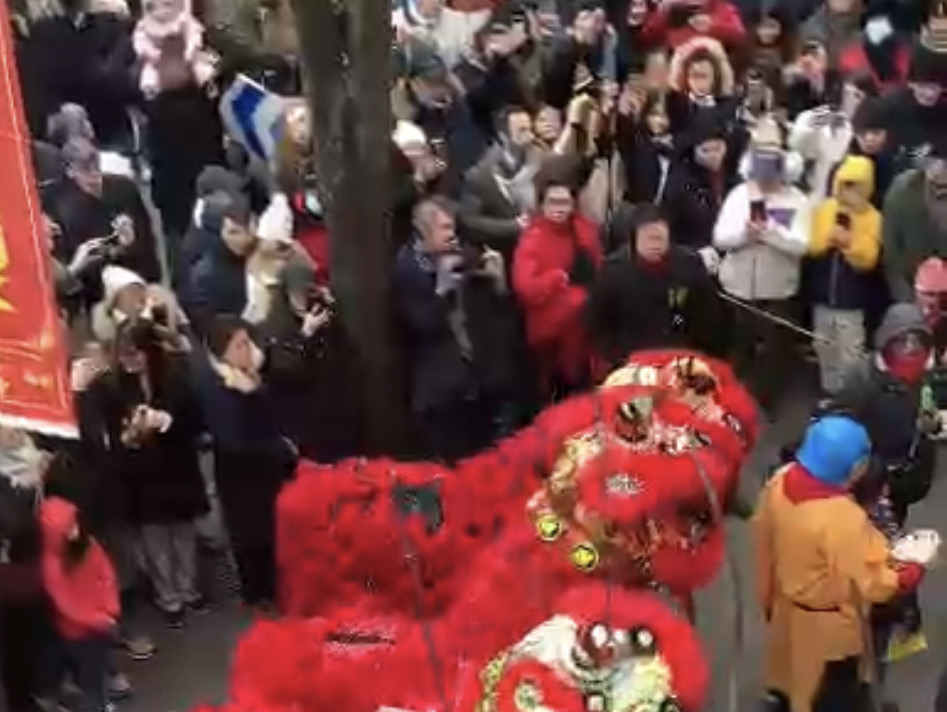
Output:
[151, 303, 169, 327]
[835, 212, 851, 229]
[750, 199, 767, 222]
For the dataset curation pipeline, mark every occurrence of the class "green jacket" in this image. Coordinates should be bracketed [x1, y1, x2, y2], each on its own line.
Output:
[882, 168, 947, 301]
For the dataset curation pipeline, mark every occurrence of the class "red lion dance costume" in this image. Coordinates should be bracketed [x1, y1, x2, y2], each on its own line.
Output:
[194, 350, 758, 712]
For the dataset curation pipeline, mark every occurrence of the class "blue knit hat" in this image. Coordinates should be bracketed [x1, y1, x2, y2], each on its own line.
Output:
[796, 415, 871, 486]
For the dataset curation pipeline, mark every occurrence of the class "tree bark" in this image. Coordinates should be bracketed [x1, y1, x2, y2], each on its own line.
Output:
[290, 0, 409, 455]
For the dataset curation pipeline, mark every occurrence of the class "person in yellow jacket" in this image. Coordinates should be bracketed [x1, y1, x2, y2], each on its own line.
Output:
[754, 415, 930, 712]
[807, 155, 882, 394]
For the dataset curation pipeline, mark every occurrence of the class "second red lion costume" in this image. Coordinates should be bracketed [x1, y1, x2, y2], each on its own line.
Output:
[194, 349, 758, 712]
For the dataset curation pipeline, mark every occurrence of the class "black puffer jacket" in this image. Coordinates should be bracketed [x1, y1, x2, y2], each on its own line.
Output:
[833, 304, 936, 508]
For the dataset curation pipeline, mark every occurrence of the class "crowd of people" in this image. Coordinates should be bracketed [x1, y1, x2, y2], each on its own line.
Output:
[0, 0, 945, 710]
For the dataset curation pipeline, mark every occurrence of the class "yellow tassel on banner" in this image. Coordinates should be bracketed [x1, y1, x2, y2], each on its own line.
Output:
[0, 223, 15, 312]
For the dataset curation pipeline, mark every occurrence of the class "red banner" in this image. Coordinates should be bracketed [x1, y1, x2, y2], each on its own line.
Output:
[0, 3, 76, 437]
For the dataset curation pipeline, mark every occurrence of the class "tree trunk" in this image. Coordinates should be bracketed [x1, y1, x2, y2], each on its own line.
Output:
[290, 0, 410, 455]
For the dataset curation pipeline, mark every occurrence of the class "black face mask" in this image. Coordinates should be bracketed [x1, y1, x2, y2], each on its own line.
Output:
[64, 529, 92, 568]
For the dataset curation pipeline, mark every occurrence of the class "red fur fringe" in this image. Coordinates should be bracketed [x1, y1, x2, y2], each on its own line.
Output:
[217, 349, 751, 712]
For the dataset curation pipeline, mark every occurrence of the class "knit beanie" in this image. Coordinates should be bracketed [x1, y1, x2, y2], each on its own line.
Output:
[195, 166, 246, 202]
[101, 265, 145, 305]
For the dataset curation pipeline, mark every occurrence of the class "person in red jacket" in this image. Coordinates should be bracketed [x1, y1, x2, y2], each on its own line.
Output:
[38, 497, 119, 712]
[640, 0, 746, 52]
[512, 168, 603, 398]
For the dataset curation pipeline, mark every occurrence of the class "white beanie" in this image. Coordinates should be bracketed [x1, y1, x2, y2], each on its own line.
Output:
[101, 265, 145, 303]
[257, 193, 294, 245]
[392, 120, 427, 152]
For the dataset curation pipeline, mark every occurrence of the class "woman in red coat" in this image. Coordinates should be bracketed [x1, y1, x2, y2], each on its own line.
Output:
[513, 171, 603, 398]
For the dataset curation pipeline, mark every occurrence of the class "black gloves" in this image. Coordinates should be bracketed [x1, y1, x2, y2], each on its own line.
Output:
[568, 248, 598, 289]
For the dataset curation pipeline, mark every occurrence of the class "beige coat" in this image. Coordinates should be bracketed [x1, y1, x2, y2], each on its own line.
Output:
[752, 469, 903, 712]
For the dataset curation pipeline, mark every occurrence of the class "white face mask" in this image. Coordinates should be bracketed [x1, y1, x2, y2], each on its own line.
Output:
[864, 16, 893, 45]
[304, 190, 323, 217]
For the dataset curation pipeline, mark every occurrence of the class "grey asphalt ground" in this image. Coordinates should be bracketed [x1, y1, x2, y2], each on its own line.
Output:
[118, 382, 947, 712]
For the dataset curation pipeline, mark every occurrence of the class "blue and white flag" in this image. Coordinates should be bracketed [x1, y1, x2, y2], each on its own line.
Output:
[219, 74, 288, 164]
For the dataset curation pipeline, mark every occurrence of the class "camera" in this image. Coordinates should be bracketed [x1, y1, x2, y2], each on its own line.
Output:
[305, 287, 335, 316]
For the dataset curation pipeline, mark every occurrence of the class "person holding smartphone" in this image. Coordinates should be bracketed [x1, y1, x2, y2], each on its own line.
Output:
[712, 118, 810, 416]
[807, 156, 882, 395]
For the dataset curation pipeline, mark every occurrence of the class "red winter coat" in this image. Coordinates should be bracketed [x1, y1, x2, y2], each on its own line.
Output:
[641, 0, 746, 51]
[40, 498, 119, 640]
[512, 214, 603, 385]
[292, 193, 331, 285]
[838, 42, 910, 92]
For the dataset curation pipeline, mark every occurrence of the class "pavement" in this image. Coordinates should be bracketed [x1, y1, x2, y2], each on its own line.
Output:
[118, 386, 947, 712]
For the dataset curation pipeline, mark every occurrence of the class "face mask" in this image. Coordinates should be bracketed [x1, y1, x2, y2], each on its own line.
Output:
[864, 16, 893, 45]
[750, 152, 784, 184]
[882, 333, 931, 384]
[304, 190, 323, 217]
[884, 350, 930, 384]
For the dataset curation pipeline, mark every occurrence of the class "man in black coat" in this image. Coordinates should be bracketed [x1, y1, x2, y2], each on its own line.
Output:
[46, 138, 162, 307]
[585, 204, 723, 371]
[393, 196, 523, 461]
[832, 303, 939, 522]
[182, 192, 256, 336]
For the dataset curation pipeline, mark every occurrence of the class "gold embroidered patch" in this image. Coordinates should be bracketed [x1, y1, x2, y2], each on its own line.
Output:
[570, 542, 599, 572]
[535, 513, 563, 542]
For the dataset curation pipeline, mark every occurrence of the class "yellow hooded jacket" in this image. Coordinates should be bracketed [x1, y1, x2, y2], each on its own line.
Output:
[808, 155, 881, 272]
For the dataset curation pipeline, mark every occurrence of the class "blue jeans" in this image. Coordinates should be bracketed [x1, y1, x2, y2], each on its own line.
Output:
[41, 633, 111, 712]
